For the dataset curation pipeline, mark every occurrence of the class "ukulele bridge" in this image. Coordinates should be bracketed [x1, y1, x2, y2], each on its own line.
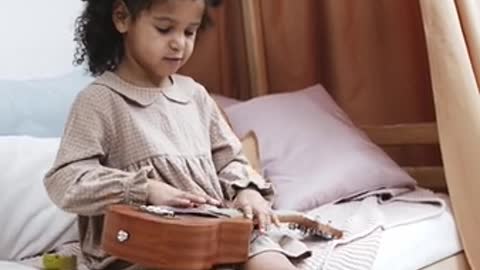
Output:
[139, 205, 176, 218]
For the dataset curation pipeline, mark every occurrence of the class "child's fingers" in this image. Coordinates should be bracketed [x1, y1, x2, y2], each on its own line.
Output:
[241, 205, 254, 220]
[201, 195, 222, 206]
[171, 198, 193, 207]
[181, 192, 221, 206]
[181, 192, 207, 204]
[257, 212, 268, 233]
[272, 213, 281, 227]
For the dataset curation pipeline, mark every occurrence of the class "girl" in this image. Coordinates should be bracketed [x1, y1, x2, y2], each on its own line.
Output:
[45, 0, 310, 269]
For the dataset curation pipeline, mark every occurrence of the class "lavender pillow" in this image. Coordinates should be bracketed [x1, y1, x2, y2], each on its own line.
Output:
[224, 84, 416, 211]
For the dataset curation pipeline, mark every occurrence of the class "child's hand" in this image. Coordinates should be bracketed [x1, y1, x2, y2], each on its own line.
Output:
[147, 180, 221, 208]
[232, 188, 280, 233]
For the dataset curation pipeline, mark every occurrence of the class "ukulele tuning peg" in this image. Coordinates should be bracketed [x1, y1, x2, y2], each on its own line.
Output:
[310, 229, 333, 240]
[288, 223, 299, 230]
[321, 233, 334, 241]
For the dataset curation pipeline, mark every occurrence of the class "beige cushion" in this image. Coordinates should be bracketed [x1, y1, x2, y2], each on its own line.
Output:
[240, 131, 262, 174]
[219, 104, 262, 174]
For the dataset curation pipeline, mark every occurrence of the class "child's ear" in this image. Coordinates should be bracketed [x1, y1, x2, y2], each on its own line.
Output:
[112, 0, 131, 33]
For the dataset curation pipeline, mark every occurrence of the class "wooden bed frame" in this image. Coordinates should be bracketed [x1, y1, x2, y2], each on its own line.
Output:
[239, 1, 469, 269]
[239, 0, 446, 193]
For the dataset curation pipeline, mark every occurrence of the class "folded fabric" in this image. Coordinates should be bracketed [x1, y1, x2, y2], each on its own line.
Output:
[296, 187, 446, 270]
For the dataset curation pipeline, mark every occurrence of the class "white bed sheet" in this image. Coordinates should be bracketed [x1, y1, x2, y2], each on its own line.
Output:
[0, 261, 35, 270]
[0, 195, 463, 270]
[372, 194, 463, 270]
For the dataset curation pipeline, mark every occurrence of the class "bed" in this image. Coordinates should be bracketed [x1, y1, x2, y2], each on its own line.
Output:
[0, 0, 477, 270]
[235, 0, 477, 269]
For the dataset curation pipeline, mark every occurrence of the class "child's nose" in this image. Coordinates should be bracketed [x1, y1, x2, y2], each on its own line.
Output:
[168, 35, 186, 52]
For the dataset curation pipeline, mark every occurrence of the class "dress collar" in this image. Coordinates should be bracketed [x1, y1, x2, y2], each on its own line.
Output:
[93, 72, 191, 106]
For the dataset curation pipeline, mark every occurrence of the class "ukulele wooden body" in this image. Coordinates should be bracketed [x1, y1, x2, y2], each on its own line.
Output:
[101, 205, 254, 270]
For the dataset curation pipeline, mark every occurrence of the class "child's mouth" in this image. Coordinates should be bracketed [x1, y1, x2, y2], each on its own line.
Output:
[164, 57, 183, 62]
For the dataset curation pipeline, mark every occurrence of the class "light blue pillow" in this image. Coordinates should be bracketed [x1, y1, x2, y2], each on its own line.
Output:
[0, 70, 94, 137]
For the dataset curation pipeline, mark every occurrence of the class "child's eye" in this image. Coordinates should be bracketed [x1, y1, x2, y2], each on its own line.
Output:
[155, 27, 171, 34]
[185, 30, 196, 37]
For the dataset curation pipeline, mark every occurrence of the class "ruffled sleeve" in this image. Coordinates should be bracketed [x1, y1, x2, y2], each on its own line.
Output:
[44, 88, 149, 216]
[205, 91, 274, 201]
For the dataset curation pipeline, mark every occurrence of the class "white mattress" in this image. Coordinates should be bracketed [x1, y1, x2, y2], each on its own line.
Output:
[0, 196, 463, 270]
[372, 194, 463, 270]
[0, 261, 35, 270]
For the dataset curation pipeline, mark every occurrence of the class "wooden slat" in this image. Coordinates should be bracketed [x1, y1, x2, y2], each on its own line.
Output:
[239, 0, 269, 97]
[361, 122, 439, 145]
[403, 166, 446, 191]
[421, 252, 470, 270]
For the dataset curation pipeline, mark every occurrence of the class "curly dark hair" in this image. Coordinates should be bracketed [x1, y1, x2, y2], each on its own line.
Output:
[74, 0, 222, 76]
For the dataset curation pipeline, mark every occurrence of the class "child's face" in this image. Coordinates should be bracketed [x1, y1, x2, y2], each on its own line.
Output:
[115, 0, 205, 83]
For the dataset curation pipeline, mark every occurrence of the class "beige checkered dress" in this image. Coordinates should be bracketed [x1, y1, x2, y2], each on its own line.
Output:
[43, 72, 309, 270]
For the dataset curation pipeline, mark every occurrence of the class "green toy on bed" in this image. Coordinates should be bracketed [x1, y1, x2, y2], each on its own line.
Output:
[42, 254, 76, 270]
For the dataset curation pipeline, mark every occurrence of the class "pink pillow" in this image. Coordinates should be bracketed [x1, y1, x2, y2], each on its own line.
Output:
[224, 84, 416, 211]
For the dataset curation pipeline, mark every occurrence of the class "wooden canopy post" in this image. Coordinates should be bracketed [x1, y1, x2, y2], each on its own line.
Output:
[420, 0, 480, 268]
[239, 0, 269, 97]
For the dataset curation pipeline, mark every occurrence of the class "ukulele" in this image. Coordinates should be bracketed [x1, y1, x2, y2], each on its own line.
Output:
[101, 204, 343, 270]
